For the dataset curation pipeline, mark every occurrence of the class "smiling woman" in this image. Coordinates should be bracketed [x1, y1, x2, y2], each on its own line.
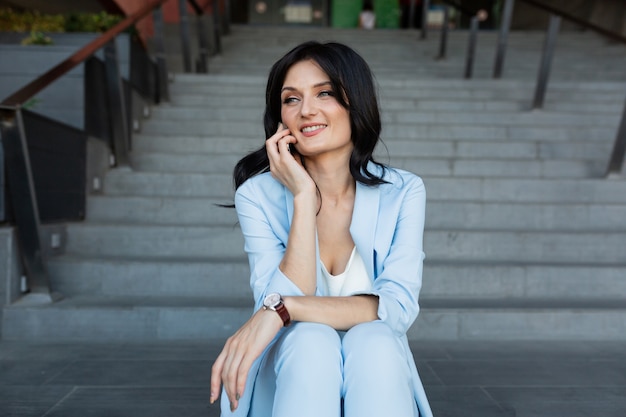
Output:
[210, 41, 432, 417]
[279, 60, 353, 161]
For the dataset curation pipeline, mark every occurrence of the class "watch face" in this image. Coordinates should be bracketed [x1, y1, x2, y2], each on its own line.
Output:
[264, 293, 281, 308]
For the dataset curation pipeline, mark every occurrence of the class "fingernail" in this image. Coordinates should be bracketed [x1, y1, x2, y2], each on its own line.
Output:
[236, 393, 241, 401]
[230, 401, 235, 412]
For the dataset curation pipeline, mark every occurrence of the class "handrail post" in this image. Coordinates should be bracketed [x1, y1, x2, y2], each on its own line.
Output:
[212, 0, 223, 54]
[464, 16, 480, 79]
[437, 6, 450, 60]
[409, 0, 416, 29]
[493, 0, 515, 78]
[152, 6, 170, 102]
[222, 0, 231, 35]
[104, 40, 131, 167]
[0, 106, 54, 300]
[606, 94, 626, 177]
[196, 14, 209, 73]
[179, 0, 193, 73]
[532, 14, 561, 109]
[421, 0, 430, 39]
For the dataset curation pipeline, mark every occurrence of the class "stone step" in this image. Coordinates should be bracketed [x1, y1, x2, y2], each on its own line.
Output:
[138, 119, 615, 142]
[3, 296, 626, 341]
[148, 106, 620, 128]
[46, 256, 626, 301]
[170, 72, 625, 90]
[166, 81, 626, 104]
[162, 94, 624, 114]
[168, 73, 626, 93]
[62, 223, 626, 264]
[86, 195, 626, 232]
[132, 134, 614, 162]
[102, 170, 626, 202]
[47, 257, 251, 299]
[130, 151, 605, 178]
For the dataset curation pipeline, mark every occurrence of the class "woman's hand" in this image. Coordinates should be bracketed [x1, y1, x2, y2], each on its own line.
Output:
[210, 308, 283, 411]
[266, 123, 316, 199]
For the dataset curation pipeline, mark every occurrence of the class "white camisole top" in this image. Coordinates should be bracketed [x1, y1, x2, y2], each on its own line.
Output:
[320, 247, 373, 296]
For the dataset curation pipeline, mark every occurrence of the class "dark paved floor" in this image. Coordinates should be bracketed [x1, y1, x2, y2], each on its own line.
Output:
[1, 340, 625, 417]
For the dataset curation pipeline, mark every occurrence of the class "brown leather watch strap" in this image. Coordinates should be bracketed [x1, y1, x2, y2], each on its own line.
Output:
[274, 302, 291, 327]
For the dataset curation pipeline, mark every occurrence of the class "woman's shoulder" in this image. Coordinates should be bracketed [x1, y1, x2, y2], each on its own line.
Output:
[235, 172, 286, 202]
[371, 163, 425, 192]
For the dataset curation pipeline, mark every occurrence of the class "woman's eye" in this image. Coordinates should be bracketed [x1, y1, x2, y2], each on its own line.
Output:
[282, 96, 298, 104]
[319, 90, 334, 98]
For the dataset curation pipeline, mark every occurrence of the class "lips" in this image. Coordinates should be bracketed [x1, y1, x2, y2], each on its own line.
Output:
[301, 124, 327, 134]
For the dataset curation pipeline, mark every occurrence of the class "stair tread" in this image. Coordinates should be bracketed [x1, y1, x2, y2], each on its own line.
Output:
[9, 295, 626, 311]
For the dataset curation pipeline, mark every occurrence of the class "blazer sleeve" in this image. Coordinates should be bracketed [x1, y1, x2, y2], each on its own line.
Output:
[372, 175, 426, 336]
[235, 177, 306, 310]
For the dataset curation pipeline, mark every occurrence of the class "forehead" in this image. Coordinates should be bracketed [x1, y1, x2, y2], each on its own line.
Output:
[282, 59, 330, 88]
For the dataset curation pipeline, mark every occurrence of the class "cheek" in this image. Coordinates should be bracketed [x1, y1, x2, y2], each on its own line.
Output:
[280, 107, 290, 124]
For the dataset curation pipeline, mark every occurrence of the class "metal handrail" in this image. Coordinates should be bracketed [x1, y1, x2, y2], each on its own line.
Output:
[1, 0, 168, 107]
[434, 0, 488, 78]
[493, 0, 626, 176]
[0, 0, 169, 302]
[520, 0, 626, 45]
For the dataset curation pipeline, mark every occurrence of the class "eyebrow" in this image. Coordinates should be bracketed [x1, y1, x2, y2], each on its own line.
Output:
[281, 81, 332, 93]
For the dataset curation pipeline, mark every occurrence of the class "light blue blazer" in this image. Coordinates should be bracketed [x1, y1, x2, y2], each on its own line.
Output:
[222, 163, 433, 417]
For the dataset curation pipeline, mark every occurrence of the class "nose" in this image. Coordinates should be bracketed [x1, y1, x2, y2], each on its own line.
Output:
[300, 95, 318, 117]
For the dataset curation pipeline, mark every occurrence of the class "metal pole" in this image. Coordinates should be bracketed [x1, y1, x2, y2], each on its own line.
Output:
[223, 0, 231, 35]
[493, 0, 515, 78]
[437, 6, 450, 60]
[152, 7, 170, 102]
[179, 0, 193, 73]
[409, 0, 416, 29]
[532, 14, 561, 109]
[104, 40, 130, 167]
[606, 94, 626, 177]
[212, 0, 222, 54]
[0, 106, 53, 300]
[421, 0, 430, 39]
[464, 16, 479, 79]
[196, 15, 209, 73]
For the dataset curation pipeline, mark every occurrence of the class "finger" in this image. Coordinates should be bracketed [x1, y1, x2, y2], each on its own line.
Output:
[235, 354, 256, 403]
[210, 350, 227, 404]
[222, 345, 245, 407]
[266, 128, 290, 156]
[277, 135, 296, 155]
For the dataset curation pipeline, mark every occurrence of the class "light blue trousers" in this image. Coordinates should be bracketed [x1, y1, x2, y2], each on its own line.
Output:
[249, 321, 419, 417]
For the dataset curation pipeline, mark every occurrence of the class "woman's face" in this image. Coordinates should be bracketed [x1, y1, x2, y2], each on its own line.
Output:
[280, 59, 352, 159]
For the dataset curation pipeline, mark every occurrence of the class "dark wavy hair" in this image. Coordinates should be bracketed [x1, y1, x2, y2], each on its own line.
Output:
[233, 41, 387, 189]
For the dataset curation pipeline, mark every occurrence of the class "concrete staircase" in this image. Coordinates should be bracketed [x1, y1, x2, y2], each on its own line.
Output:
[3, 25, 626, 341]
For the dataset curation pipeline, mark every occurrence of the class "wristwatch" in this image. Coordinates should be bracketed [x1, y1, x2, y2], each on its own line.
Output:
[263, 293, 291, 327]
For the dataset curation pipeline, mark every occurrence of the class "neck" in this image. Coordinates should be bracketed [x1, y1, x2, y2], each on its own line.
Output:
[302, 154, 355, 201]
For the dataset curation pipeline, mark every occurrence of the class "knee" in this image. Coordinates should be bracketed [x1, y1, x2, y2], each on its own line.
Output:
[343, 322, 405, 370]
[343, 321, 397, 356]
[277, 322, 342, 373]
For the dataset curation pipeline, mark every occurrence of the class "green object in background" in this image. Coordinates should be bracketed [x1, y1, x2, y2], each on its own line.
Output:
[332, 0, 399, 29]
[331, 0, 362, 28]
[374, 0, 400, 28]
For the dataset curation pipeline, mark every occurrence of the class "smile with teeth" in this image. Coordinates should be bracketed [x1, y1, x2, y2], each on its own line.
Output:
[301, 124, 326, 133]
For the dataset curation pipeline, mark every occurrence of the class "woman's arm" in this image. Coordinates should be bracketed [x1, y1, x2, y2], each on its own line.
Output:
[266, 123, 318, 295]
[284, 294, 379, 330]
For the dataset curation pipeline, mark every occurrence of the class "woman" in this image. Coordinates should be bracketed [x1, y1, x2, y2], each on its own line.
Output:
[210, 41, 432, 417]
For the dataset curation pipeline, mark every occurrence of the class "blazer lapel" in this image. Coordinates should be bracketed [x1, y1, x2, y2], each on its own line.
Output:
[350, 181, 380, 281]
